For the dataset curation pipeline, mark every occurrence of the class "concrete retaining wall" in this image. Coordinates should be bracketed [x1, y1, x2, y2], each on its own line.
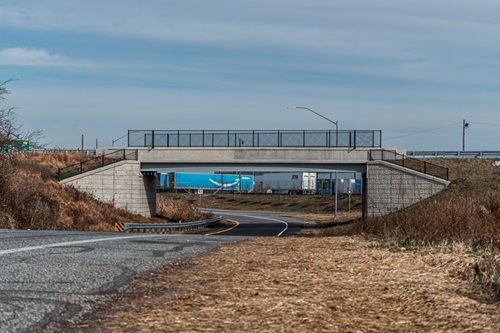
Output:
[366, 161, 449, 217]
[60, 160, 156, 217]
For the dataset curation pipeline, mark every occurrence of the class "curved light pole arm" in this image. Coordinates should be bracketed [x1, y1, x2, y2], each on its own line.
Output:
[288, 106, 338, 131]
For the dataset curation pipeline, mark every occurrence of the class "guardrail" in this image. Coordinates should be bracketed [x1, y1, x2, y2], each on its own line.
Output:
[369, 149, 449, 180]
[407, 150, 500, 159]
[117, 216, 223, 234]
[128, 129, 382, 149]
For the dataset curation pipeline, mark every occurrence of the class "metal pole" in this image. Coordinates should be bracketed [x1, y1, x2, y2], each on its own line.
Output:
[334, 172, 338, 221]
[462, 119, 469, 151]
[335, 123, 338, 147]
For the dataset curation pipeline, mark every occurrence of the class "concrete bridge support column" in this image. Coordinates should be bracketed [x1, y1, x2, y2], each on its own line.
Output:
[60, 160, 156, 217]
[365, 161, 449, 217]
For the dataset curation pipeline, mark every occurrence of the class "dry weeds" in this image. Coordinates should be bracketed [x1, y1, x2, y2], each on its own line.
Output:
[0, 152, 211, 231]
[71, 236, 500, 333]
[161, 192, 362, 215]
[156, 196, 214, 222]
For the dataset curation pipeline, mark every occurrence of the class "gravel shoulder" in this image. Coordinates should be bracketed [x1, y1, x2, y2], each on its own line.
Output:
[69, 235, 500, 333]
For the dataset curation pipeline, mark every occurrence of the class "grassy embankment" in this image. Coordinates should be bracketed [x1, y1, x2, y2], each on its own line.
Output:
[0, 152, 210, 231]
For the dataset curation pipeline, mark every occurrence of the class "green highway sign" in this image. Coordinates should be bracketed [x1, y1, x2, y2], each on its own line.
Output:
[11, 140, 30, 151]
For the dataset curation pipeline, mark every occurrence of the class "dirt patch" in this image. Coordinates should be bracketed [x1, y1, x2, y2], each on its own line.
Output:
[70, 236, 500, 333]
[162, 192, 362, 215]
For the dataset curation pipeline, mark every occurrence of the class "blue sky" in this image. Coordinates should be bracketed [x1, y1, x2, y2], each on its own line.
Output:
[1, 0, 499, 150]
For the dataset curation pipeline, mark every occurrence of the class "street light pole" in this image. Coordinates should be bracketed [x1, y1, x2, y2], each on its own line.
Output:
[288, 106, 338, 133]
[462, 119, 469, 152]
[288, 106, 339, 221]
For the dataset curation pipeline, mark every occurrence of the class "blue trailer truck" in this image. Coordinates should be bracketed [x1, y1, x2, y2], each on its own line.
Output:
[158, 172, 254, 193]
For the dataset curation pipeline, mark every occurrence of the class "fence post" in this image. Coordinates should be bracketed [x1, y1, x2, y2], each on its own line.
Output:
[354, 130, 357, 149]
[80, 161, 83, 174]
[152, 130, 155, 148]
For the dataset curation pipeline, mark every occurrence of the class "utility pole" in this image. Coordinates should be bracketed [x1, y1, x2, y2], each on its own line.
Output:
[462, 119, 469, 151]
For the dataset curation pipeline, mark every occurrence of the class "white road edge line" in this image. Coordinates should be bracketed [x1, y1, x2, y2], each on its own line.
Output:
[0, 234, 167, 256]
[243, 215, 289, 237]
[203, 210, 290, 237]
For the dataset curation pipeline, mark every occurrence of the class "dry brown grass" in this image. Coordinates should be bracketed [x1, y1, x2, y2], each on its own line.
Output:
[156, 196, 214, 222]
[333, 190, 500, 249]
[0, 152, 209, 231]
[322, 158, 500, 298]
[70, 236, 500, 333]
[160, 192, 363, 215]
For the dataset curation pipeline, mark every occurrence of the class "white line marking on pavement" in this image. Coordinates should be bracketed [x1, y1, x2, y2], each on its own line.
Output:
[243, 215, 289, 237]
[0, 234, 167, 256]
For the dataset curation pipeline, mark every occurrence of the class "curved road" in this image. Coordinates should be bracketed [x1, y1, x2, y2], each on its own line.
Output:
[0, 211, 304, 333]
[204, 209, 304, 237]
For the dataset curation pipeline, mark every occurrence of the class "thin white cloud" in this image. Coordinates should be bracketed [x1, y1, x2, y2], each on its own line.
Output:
[0, 47, 103, 68]
[0, 47, 69, 66]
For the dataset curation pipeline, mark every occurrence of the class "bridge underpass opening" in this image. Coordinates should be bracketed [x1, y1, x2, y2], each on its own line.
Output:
[147, 163, 366, 220]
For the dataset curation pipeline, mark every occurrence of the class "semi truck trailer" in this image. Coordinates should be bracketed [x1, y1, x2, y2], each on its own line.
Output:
[262, 172, 317, 194]
[158, 172, 254, 192]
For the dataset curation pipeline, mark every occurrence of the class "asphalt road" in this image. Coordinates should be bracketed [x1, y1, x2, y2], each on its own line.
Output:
[204, 209, 304, 237]
[0, 210, 304, 333]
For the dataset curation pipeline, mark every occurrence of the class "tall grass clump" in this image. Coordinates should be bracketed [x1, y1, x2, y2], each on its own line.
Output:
[345, 190, 500, 250]
[157, 195, 214, 222]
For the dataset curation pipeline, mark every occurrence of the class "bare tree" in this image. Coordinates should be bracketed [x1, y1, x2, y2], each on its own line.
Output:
[0, 79, 44, 152]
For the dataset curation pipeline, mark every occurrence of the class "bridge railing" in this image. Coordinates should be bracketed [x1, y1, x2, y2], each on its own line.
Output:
[127, 129, 382, 148]
[369, 149, 449, 181]
[58, 149, 138, 181]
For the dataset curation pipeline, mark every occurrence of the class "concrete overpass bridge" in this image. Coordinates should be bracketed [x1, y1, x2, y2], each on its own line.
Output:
[59, 145, 450, 219]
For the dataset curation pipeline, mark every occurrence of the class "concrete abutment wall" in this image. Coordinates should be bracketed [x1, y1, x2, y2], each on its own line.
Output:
[60, 160, 156, 217]
[365, 161, 449, 217]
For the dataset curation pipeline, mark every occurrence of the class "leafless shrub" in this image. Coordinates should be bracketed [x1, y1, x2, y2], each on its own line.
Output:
[0, 79, 45, 152]
[156, 196, 213, 222]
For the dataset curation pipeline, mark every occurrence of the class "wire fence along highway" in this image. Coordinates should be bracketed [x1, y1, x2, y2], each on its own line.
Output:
[407, 150, 500, 159]
[370, 149, 449, 180]
[57, 149, 138, 180]
[127, 129, 382, 149]
[115, 217, 223, 234]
